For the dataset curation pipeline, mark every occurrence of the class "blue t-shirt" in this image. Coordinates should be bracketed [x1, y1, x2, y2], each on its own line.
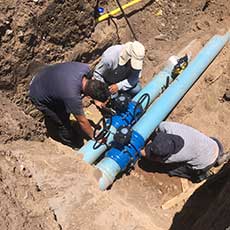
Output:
[29, 62, 90, 115]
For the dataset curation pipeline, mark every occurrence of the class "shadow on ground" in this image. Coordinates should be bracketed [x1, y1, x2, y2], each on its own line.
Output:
[170, 163, 230, 230]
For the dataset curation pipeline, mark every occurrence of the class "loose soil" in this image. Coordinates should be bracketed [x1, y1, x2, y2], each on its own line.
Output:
[0, 0, 230, 229]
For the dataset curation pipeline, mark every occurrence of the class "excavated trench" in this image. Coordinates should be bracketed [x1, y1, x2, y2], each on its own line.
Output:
[0, 0, 230, 229]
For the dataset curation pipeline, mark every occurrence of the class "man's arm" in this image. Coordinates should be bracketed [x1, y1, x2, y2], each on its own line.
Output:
[93, 60, 109, 82]
[74, 114, 94, 139]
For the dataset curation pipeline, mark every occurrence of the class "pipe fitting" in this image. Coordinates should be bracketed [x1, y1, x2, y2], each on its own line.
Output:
[106, 130, 145, 171]
[111, 101, 143, 129]
[96, 157, 121, 190]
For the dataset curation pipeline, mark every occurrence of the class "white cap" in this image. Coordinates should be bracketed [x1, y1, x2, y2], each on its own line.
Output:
[119, 41, 145, 70]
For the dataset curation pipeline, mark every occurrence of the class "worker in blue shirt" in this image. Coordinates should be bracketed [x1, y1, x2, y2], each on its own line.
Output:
[29, 62, 110, 148]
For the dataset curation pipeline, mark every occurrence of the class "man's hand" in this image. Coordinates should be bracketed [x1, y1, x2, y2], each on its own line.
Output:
[140, 148, 146, 157]
[74, 114, 94, 139]
[109, 84, 119, 94]
[94, 100, 104, 109]
[93, 99, 110, 109]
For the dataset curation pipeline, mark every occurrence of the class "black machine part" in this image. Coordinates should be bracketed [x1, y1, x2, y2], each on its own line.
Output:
[93, 117, 112, 149]
[90, 99, 116, 118]
[110, 92, 131, 113]
[92, 93, 131, 117]
[133, 93, 150, 122]
[171, 54, 188, 79]
[114, 125, 133, 145]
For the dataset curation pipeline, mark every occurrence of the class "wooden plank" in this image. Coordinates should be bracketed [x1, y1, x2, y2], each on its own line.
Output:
[161, 181, 205, 210]
[180, 178, 190, 192]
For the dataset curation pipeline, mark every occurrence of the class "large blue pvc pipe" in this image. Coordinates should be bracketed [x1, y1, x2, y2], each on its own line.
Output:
[96, 32, 230, 190]
[132, 64, 174, 107]
[77, 62, 176, 164]
[135, 32, 230, 139]
[77, 40, 200, 164]
[79, 126, 116, 163]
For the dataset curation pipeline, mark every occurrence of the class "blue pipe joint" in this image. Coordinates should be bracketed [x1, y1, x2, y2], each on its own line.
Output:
[111, 101, 143, 129]
[106, 130, 145, 171]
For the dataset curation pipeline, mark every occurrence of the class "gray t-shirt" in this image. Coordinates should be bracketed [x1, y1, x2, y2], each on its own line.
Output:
[29, 62, 90, 115]
[158, 121, 219, 170]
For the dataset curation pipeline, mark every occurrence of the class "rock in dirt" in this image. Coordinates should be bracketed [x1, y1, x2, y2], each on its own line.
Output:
[223, 89, 230, 101]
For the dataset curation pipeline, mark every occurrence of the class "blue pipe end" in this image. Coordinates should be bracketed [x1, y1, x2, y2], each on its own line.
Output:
[96, 157, 121, 190]
[96, 130, 145, 190]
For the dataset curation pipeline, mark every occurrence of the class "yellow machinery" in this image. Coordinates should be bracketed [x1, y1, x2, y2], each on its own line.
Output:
[97, 0, 142, 22]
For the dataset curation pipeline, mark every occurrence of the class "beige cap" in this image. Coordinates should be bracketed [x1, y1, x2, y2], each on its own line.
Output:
[119, 41, 145, 70]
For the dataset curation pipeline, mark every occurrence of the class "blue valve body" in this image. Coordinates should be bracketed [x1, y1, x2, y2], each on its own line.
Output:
[111, 101, 143, 129]
[106, 130, 145, 171]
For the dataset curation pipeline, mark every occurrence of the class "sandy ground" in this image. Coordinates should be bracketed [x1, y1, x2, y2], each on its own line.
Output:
[0, 139, 168, 230]
[0, 0, 230, 229]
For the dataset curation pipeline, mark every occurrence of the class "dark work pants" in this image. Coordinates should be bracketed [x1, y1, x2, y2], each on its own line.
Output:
[168, 163, 214, 183]
[30, 97, 84, 149]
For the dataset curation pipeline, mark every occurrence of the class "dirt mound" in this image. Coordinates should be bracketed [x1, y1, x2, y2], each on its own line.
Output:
[0, 0, 117, 119]
[0, 149, 60, 230]
[0, 0, 96, 88]
[36, 0, 97, 47]
[0, 140, 165, 230]
[0, 91, 45, 143]
[0, 0, 230, 229]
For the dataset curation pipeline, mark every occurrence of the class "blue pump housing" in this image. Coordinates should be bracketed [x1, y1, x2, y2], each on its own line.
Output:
[106, 130, 145, 171]
[111, 101, 143, 129]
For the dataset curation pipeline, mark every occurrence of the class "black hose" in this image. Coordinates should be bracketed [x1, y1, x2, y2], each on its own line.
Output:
[133, 93, 151, 122]
[115, 0, 138, 40]
[93, 117, 112, 150]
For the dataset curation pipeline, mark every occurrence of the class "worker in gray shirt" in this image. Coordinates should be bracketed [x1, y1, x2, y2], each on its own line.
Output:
[141, 121, 230, 182]
[94, 41, 145, 97]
